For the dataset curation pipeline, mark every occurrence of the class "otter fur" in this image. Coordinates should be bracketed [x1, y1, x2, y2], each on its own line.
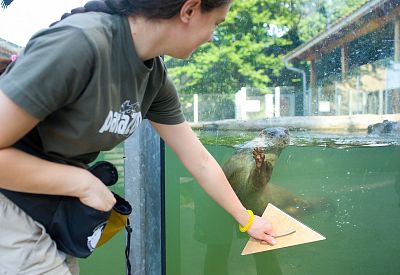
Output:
[367, 120, 400, 135]
[223, 127, 331, 217]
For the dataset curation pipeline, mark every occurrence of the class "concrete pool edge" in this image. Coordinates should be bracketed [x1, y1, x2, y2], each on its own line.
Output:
[190, 114, 400, 132]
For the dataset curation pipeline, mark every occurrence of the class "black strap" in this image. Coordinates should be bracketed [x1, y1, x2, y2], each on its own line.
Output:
[125, 218, 132, 275]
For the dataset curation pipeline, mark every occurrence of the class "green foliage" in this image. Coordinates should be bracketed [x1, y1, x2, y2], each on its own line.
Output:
[165, 0, 368, 95]
[166, 0, 296, 94]
[295, 0, 366, 41]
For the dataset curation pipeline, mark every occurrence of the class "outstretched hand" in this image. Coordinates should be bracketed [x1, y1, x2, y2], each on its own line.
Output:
[247, 215, 277, 245]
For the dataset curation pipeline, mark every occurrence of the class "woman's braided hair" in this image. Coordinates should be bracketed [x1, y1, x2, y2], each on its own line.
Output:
[0, 0, 230, 75]
[0, 57, 11, 75]
[53, 0, 231, 25]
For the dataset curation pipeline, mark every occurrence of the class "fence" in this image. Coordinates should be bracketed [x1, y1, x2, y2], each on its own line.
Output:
[180, 62, 400, 122]
[180, 86, 300, 123]
[309, 62, 400, 116]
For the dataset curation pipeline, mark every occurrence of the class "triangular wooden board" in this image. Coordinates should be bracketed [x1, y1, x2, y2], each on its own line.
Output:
[241, 203, 326, 255]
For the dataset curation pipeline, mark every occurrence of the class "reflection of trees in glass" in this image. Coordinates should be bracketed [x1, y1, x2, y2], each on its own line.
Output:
[295, 0, 366, 41]
[166, 0, 295, 94]
[165, 0, 366, 94]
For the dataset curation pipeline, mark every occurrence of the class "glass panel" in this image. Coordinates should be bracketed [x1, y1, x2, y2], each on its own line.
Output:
[166, 142, 400, 274]
[165, 1, 400, 274]
[78, 145, 126, 275]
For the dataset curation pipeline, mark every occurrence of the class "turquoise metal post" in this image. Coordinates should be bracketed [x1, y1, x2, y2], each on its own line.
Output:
[124, 120, 163, 275]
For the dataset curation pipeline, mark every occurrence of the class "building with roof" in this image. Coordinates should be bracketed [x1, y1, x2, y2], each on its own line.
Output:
[284, 0, 400, 116]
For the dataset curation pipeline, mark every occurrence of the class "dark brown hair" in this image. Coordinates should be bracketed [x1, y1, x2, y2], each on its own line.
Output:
[0, 57, 12, 75]
[0, 0, 231, 75]
[54, 0, 231, 25]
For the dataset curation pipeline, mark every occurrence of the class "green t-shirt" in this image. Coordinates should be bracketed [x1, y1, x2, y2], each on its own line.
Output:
[0, 12, 185, 165]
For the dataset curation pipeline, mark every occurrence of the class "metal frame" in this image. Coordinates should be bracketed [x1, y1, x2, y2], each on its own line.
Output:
[124, 120, 165, 275]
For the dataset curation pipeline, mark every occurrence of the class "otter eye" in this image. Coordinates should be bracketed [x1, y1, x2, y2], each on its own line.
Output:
[266, 129, 276, 137]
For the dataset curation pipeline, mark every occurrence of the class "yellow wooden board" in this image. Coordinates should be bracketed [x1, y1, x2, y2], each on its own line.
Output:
[241, 203, 326, 255]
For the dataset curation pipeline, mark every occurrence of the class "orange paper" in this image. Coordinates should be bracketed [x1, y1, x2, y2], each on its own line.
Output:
[241, 203, 326, 255]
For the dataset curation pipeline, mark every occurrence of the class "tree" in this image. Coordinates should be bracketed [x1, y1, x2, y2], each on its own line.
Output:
[294, 0, 366, 41]
[165, 0, 367, 95]
[166, 0, 297, 94]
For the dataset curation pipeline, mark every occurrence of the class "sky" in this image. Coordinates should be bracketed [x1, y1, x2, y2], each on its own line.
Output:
[0, 0, 88, 46]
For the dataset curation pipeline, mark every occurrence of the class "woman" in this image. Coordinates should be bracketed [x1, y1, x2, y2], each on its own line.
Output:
[0, 0, 276, 274]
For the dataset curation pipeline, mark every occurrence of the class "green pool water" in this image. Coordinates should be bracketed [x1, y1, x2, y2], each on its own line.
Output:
[76, 132, 400, 275]
[78, 145, 126, 275]
[165, 133, 400, 275]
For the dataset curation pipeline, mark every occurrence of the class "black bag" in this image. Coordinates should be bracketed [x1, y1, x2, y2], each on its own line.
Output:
[0, 161, 132, 258]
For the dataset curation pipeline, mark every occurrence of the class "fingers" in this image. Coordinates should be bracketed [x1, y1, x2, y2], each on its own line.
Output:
[97, 184, 116, 211]
[103, 190, 117, 211]
[263, 224, 277, 245]
[262, 234, 277, 246]
[247, 215, 277, 245]
[258, 227, 276, 245]
[263, 221, 275, 236]
[79, 171, 116, 211]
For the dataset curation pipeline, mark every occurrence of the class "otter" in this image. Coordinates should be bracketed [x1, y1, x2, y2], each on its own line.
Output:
[367, 120, 400, 135]
[223, 127, 331, 217]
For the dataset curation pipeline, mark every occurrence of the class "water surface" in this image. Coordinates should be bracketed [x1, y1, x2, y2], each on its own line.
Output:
[166, 131, 400, 275]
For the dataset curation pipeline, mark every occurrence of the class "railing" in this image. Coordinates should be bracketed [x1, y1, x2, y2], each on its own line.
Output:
[180, 60, 400, 122]
[180, 86, 301, 122]
[309, 60, 400, 116]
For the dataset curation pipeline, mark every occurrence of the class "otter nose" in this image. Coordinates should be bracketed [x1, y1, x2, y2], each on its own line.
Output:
[263, 128, 289, 139]
[266, 129, 282, 137]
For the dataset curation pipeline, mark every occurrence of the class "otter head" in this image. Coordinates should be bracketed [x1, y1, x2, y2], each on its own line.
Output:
[253, 127, 290, 155]
[237, 127, 290, 153]
[259, 127, 290, 146]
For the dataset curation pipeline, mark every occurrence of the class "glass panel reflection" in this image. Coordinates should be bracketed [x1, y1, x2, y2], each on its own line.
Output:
[165, 1, 400, 274]
[166, 136, 400, 275]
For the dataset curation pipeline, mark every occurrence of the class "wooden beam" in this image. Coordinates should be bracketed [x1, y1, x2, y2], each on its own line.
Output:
[310, 60, 317, 115]
[395, 16, 400, 62]
[310, 60, 317, 90]
[304, 4, 400, 61]
[341, 45, 349, 79]
[392, 16, 400, 114]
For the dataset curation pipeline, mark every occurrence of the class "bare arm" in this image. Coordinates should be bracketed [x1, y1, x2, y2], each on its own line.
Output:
[0, 90, 115, 211]
[151, 120, 276, 244]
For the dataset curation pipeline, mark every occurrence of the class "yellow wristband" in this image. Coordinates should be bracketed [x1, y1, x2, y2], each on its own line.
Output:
[239, 210, 254, 233]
